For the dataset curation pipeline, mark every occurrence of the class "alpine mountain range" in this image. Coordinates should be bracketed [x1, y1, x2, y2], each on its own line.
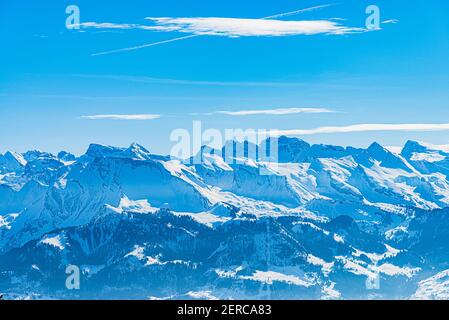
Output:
[2, 136, 449, 300]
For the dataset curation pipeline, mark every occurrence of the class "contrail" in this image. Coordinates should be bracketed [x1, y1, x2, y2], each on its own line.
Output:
[91, 3, 334, 56]
[262, 3, 335, 19]
[92, 34, 197, 56]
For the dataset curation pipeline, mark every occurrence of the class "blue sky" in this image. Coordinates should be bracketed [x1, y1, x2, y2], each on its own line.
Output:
[1, 0, 449, 155]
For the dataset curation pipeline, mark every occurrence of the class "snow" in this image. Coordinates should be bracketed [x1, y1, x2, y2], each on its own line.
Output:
[361, 160, 443, 210]
[412, 270, 449, 300]
[240, 270, 313, 287]
[215, 266, 244, 279]
[109, 196, 159, 214]
[125, 246, 164, 265]
[307, 255, 334, 275]
[385, 226, 409, 240]
[4, 139, 449, 299]
[40, 234, 65, 250]
[363, 199, 407, 215]
[161, 159, 189, 177]
[201, 153, 233, 171]
[0, 213, 19, 230]
[186, 291, 219, 300]
[340, 251, 419, 279]
[148, 295, 174, 300]
[293, 221, 330, 235]
[175, 211, 230, 227]
[353, 244, 401, 264]
[375, 263, 420, 278]
[416, 142, 449, 154]
[11, 152, 27, 166]
[81, 265, 105, 276]
[385, 146, 403, 154]
[145, 256, 162, 266]
[337, 257, 377, 278]
[411, 152, 446, 163]
[125, 245, 146, 260]
[321, 282, 341, 300]
[125, 245, 192, 267]
[4, 138, 449, 255]
[333, 234, 345, 243]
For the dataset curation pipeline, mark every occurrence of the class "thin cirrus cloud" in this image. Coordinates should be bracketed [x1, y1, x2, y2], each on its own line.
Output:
[81, 17, 365, 38]
[73, 73, 309, 87]
[140, 17, 366, 37]
[81, 114, 161, 120]
[77, 3, 380, 56]
[270, 123, 449, 136]
[214, 107, 334, 116]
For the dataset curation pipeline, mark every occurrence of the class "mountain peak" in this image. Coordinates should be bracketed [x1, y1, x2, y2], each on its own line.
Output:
[4, 151, 27, 166]
[86, 143, 151, 160]
[86, 144, 119, 157]
[277, 135, 309, 145]
[57, 151, 76, 162]
[125, 143, 152, 160]
[270, 136, 311, 163]
[128, 142, 147, 150]
[0, 151, 27, 172]
[358, 141, 413, 172]
[368, 141, 383, 150]
[23, 150, 55, 162]
[367, 142, 390, 155]
[401, 140, 430, 158]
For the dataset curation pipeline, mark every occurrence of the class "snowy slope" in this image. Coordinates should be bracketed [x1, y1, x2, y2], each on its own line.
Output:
[1, 137, 449, 299]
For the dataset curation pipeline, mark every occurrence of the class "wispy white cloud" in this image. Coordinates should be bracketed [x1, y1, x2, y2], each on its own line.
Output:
[213, 107, 334, 116]
[82, 18, 365, 39]
[81, 114, 161, 120]
[80, 3, 375, 56]
[141, 17, 365, 37]
[270, 123, 449, 136]
[73, 73, 308, 87]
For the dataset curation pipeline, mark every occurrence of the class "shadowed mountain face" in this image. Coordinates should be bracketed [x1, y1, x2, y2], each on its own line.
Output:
[2, 137, 449, 300]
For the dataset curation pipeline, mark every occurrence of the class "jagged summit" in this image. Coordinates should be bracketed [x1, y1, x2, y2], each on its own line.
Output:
[2, 137, 449, 300]
[57, 151, 76, 162]
[367, 141, 386, 153]
[22, 150, 55, 162]
[2, 139, 449, 168]
[274, 136, 311, 162]
[401, 140, 429, 158]
[0, 151, 26, 172]
[364, 141, 413, 172]
[86, 142, 152, 160]
[125, 142, 152, 160]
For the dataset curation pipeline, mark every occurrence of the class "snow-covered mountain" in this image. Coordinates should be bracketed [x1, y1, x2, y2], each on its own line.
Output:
[1, 137, 449, 300]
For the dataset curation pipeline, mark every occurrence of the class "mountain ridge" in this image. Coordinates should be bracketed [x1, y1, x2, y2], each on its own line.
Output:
[1, 137, 449, 299]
